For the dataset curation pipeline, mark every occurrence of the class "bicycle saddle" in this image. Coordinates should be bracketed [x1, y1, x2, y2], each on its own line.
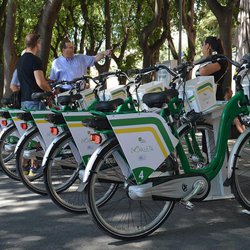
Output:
[16, 112, 33, 121]
[95, 98, 124, 112]
[31, 92, 53, 101]
[142, 89, 179, 108]
[45, 113, 66, 125]
[82, 116, 111, 130]
[71, 93, 83, 102]
[57, 94, 82, 106]
[0, 111, 11, 119]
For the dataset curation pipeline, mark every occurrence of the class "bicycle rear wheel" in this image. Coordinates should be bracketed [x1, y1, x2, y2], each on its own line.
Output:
[16, 127, 47, 195]
[0, 125, 20, 181]
[231, 129, 250, 210]
[43, 132, 87, 213]
[177, 122, 215, 170]
[85, 138, 175, 240]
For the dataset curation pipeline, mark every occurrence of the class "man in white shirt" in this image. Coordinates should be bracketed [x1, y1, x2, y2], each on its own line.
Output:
[50, 37, 111, 88]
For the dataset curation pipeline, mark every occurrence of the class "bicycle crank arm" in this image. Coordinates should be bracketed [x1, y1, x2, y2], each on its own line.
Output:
[128, 173, 210, 202]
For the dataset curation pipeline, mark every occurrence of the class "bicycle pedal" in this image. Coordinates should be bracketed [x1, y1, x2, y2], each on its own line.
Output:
[180, 200, 194, 210]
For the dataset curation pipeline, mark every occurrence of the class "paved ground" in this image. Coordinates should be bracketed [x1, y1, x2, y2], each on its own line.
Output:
[1, 170, 250, 250]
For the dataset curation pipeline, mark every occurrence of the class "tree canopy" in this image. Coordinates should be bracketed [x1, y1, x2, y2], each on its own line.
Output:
[0, 0, 248, 97]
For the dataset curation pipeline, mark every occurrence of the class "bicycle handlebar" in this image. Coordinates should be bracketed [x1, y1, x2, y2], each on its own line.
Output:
[194, 54, 241, 68]
[126, 65, 177, 77]
[49, 77, 87, 89]
[49, 80, 69, 89]
[172, 54, 246, 75]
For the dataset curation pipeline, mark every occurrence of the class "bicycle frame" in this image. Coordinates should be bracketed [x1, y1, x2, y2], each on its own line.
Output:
[176, 89, 249, 180]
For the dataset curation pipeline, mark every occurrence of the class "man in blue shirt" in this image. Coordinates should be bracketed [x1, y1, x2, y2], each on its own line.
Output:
[10, 69, 20, 92]
[50, 37, 111, 88]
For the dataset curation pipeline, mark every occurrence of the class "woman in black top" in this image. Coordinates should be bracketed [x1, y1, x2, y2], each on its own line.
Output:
[196, 36, 228, 100]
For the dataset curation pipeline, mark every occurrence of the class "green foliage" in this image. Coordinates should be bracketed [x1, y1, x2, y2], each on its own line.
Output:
[14, 0, 45, 55]
[195, 10, 219, 58]
[6, 0, 241, 73]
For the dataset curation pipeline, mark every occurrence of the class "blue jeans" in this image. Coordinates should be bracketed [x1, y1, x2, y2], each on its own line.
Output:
[21, 101, 46, 110]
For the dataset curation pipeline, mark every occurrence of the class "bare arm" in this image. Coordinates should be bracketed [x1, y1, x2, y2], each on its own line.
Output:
[10, 84, 20, 92]
[199, 62, 221, 76]
[234, 118, 245, 134]
[34, 70, 51, 92]
[94, 49, 112, 62]
[94, 52, 105, 62]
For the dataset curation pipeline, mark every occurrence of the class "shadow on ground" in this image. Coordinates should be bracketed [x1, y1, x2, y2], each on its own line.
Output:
[0, 171, 250, 250]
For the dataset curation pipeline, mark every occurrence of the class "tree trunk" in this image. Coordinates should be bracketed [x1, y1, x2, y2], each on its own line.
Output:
[94, 0, 111, 74]
[0, 0, 8, 65]
[36, 0, 63, 74]
[181, 0, 196, 62]
[206, 0, 240, 90]
[3, 0, 17, 97]
[138, 0, 170, 68]
[166, 1, 178, 60]
[0, 0, 8, 98]
[236, 0, 250, 61]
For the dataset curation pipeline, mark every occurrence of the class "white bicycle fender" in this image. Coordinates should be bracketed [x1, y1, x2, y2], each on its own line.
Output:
[83, 137, 116, 184]
[0, 123, 16, 139]
[42, 131, 69, 167]
[227, 128, 250, 179]
[14, 126, 38, 154]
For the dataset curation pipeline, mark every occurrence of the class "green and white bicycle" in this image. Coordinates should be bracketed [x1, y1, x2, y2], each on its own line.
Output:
[42, 64, 214, 214]
[42, 71, 137, 213]
[83, 54, 250, 240]
[14, 80, 85, 195]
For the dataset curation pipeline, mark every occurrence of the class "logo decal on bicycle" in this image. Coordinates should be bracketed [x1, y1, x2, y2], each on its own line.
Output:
[182, 184, 188, 192]
[138, 137, 146, 143]
[130, 145, 154, 154]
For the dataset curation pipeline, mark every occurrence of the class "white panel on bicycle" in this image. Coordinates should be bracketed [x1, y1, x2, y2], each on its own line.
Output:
[99, 85, 127, 101]
[9, 110, 29, 136]
[108, 86, 127, 100]
[107, 112, 178, 184]
[185, 76, 216, 112]
[30, 110, 59, 148]
[81, 88, 95, 106]
[63, 112, 100, 164]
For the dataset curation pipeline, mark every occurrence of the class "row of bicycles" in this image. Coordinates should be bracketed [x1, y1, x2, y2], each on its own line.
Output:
[1, 54, 250, 240]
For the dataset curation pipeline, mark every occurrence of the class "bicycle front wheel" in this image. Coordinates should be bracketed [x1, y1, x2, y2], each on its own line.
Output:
[231, 129, 250, 210]
[85, 138, 175, 240]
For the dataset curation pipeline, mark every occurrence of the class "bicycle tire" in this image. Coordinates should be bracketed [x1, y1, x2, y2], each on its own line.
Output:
[43, 132, 87, 214]
[85, 138, 175, 240]
[0, 124, 20, 181]
[231, 129, 250, 210]
[16, 127, 47, 195]
[177, 122, 215, 170]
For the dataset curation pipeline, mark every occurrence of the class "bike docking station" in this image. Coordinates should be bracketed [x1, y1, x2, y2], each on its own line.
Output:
[184, 76, 233, 200]
[203, 103, 234, 200]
